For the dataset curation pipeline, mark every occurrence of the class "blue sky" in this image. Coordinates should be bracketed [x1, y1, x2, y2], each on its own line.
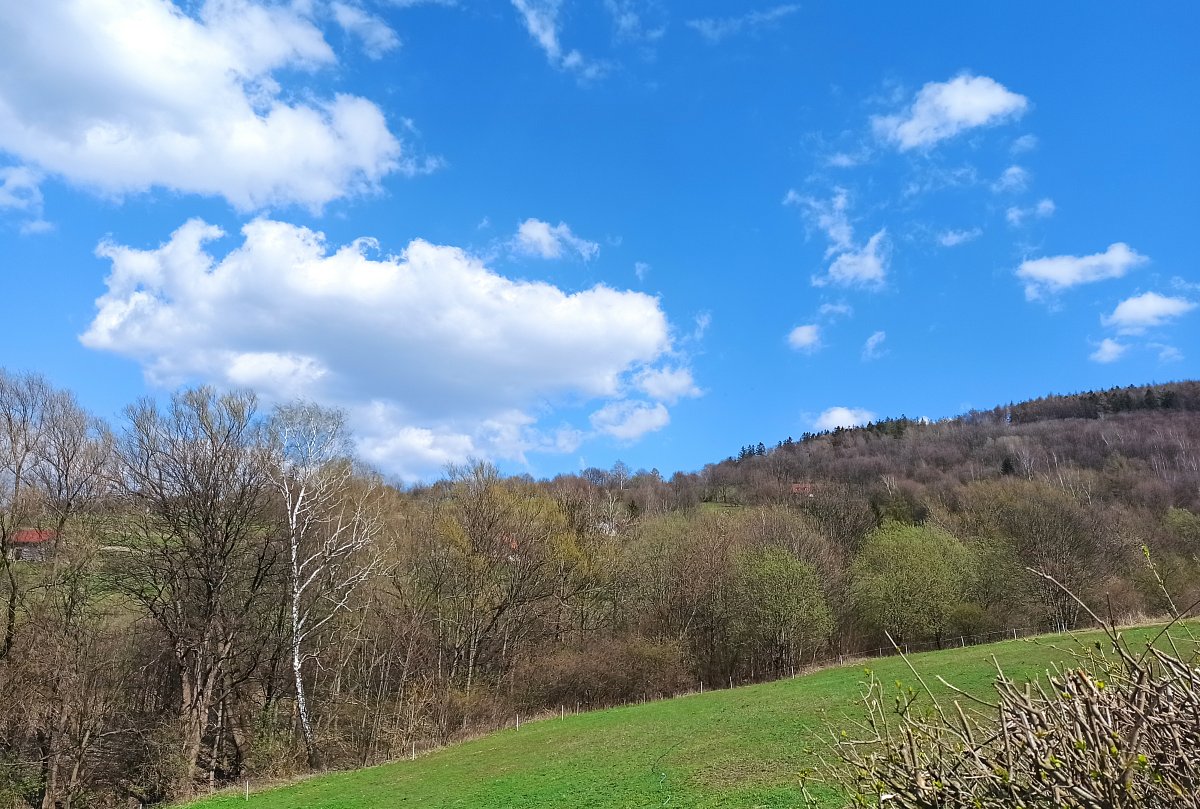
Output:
[1, 1, 1197, 481]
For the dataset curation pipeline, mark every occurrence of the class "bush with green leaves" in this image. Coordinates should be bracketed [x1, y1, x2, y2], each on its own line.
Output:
[732, 545, 833, 676]
[849, 522, 975, 647]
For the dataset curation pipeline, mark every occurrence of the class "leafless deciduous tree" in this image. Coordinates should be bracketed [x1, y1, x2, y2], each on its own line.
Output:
[1, 371, 111, 657]
[113, 388, 277, 798]
[0, 372, 114, 809]
[267, 401, 382, 769]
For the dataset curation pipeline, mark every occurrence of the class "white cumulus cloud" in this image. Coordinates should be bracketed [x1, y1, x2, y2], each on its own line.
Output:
[0, 1, 423, 212]
[81, 218, 682, 479]
[873, 74, 1029, 151]
[787, 324, 822, 353]
[814, 406, 876, 431]
[512, 218, 600, 260]
[1102, 292, 1196, 334]
[634, 366, 702, 404]
[1016, 242, 1147, 300]
[1090, 338, 1127, 364]
[590, 400, 670, 441]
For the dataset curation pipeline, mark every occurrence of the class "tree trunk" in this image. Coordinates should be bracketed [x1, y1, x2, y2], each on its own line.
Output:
[292, 622, 320, 769]
[1, 561, 18, 661]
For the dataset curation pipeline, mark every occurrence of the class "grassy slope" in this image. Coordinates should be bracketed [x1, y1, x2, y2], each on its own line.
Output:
[188, 625, 1185, 809]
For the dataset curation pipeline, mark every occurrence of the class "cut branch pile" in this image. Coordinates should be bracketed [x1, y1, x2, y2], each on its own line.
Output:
[824, 604, 1200, 807]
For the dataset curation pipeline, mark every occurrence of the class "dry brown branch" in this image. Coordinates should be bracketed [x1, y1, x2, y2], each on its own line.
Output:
[819, 578, 1200, 807]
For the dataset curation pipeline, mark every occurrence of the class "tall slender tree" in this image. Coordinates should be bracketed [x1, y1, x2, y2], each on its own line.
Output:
[267, 402, 381, 769]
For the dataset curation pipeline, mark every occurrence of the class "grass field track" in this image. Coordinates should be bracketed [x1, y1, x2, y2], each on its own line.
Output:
[185, 623, 1195, 809]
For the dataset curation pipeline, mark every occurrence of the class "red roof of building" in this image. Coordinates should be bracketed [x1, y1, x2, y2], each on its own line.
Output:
[12, 529, 55, 545]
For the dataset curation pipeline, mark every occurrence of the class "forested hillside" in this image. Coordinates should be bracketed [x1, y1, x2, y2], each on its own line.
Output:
[2, 371, 1199, 807]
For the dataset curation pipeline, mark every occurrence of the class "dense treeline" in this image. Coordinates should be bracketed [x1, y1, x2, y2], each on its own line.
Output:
[1, 371, 1199, 807]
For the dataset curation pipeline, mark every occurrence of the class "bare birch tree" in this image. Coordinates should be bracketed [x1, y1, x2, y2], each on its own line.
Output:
[267, 402, 381, 769]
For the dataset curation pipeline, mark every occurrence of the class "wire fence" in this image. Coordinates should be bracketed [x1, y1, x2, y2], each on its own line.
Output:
[843, 625, 1039, 662]
[466, 621, 1116, 750]
[218, 620, 1104, 801]
[493, 622, 1065, 730]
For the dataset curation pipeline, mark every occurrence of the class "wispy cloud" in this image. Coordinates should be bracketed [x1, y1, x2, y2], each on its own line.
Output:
[512, 0, 606, 79]
[873, 73, 1029, 151]
[1006, 198, 1056, 226]
[512, 218, 600, 260]
[938, 227, 982, 247]
[826, 151, 865, 168]
[1173, 276, 1200, 295]
[0, 166, 42, 212]
[992, 165, 1029, 193]
[1151, 343, 1184, 363]
[862, 330, 887, 360]
[1016, 242, 1147, 300]
[785, 188, 889, 290]
[0, 166, 50, 233]
[1010, 134, 1038, 154]
[331, 2, 401, 59]
[818, 302, 853, 319]
[785, 187, 854, 255]
[900, 163, 979, 199]
[686, 4, 800, 43]
[605, 0, 666, 45]
[813, 230, 889, 289]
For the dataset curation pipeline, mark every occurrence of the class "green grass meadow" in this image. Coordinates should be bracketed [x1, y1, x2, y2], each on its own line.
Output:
[187, 624, 1190, 809]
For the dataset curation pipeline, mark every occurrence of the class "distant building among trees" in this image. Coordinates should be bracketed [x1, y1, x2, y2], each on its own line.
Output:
[5, 529, 55, 562]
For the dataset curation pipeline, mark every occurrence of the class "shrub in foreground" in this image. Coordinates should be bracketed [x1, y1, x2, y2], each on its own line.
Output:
[820, 622, 1200, 808]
